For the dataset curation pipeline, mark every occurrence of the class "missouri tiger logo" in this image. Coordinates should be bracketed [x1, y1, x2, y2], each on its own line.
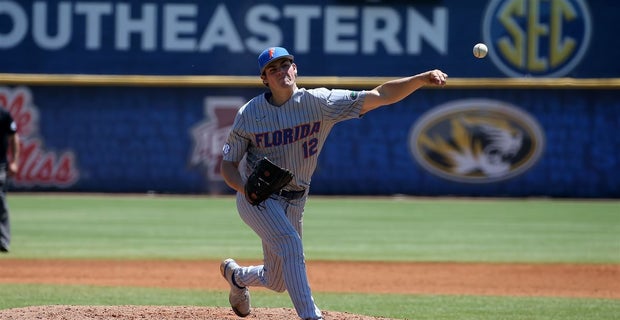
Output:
[409, 99, 544, 183]
[483, 0, 592, 77]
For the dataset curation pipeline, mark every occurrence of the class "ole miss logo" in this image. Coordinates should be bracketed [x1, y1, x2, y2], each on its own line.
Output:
[0, 87, 79, 187]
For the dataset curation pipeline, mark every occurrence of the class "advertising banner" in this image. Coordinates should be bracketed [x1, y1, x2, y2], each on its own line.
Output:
[1, 0, 615, 78]
[1, 85, 618, 198]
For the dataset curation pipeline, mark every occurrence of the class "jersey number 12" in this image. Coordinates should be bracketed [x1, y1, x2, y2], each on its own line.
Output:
[302, 138, 318, 158]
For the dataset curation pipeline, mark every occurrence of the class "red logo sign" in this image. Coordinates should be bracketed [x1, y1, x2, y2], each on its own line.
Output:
[0, 87, 79, 187]
[189, 97, 242, 181]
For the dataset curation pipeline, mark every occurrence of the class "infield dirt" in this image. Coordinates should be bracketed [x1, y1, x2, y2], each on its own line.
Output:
[0, 259, 618, 319]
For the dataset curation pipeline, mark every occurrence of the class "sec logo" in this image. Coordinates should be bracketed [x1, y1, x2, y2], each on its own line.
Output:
[409, 99, 545, 183]
[482, 0, 592, 77]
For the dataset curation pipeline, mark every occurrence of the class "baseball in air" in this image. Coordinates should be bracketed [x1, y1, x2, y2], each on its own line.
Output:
[473, 43, 488, 58]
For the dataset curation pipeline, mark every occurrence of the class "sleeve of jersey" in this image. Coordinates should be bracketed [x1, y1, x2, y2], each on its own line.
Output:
[222, 113, 250, 163]
[321, 88, 366, 122]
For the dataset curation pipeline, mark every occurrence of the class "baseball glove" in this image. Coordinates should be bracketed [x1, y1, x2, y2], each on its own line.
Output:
[244, 157, 294, 206]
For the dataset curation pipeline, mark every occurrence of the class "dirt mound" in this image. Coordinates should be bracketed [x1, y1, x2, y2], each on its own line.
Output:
[0, 305, 397, 320]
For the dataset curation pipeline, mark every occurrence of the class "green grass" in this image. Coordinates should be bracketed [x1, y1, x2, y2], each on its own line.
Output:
[1, 194, 619, 319]
[6, 194, 619, 262]
[305, 197, 620, 263]
[1, 284, 619, 320]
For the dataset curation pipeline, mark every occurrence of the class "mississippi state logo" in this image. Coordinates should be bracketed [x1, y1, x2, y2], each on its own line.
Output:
[409, 99, 545, 183]
[189, 97, 242, 180]
[483, 0, 591, 77]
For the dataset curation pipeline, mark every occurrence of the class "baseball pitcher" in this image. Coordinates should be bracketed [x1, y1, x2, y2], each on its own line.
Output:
[219, 46, 447, 319]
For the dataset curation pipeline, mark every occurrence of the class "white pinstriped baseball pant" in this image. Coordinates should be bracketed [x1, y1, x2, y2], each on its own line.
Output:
[233, 192, 322, 320]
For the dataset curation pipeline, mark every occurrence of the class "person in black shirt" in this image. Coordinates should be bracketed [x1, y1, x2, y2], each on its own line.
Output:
[0, 108, 20, 253]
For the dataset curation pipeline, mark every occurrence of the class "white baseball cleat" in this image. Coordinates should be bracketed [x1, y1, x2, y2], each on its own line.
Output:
[220, 258, 251, 317]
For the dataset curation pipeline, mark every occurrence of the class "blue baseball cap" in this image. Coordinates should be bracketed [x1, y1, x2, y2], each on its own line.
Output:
[258, 47, 294, 74]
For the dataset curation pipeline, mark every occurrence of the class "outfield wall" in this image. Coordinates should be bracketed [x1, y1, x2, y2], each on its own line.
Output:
[1, 77, 618, 198]
[1, 0, 617, 197]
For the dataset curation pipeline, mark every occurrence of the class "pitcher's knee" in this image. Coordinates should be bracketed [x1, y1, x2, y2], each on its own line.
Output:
[263, 270, 286, 292]
[272, 284, 286, 293]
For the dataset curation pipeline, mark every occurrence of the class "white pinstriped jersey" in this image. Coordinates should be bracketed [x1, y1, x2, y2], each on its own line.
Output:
[222, 87, 366, 191]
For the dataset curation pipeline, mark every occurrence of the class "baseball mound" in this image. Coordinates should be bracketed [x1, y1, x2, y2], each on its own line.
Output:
[0, 306, 396, 320]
